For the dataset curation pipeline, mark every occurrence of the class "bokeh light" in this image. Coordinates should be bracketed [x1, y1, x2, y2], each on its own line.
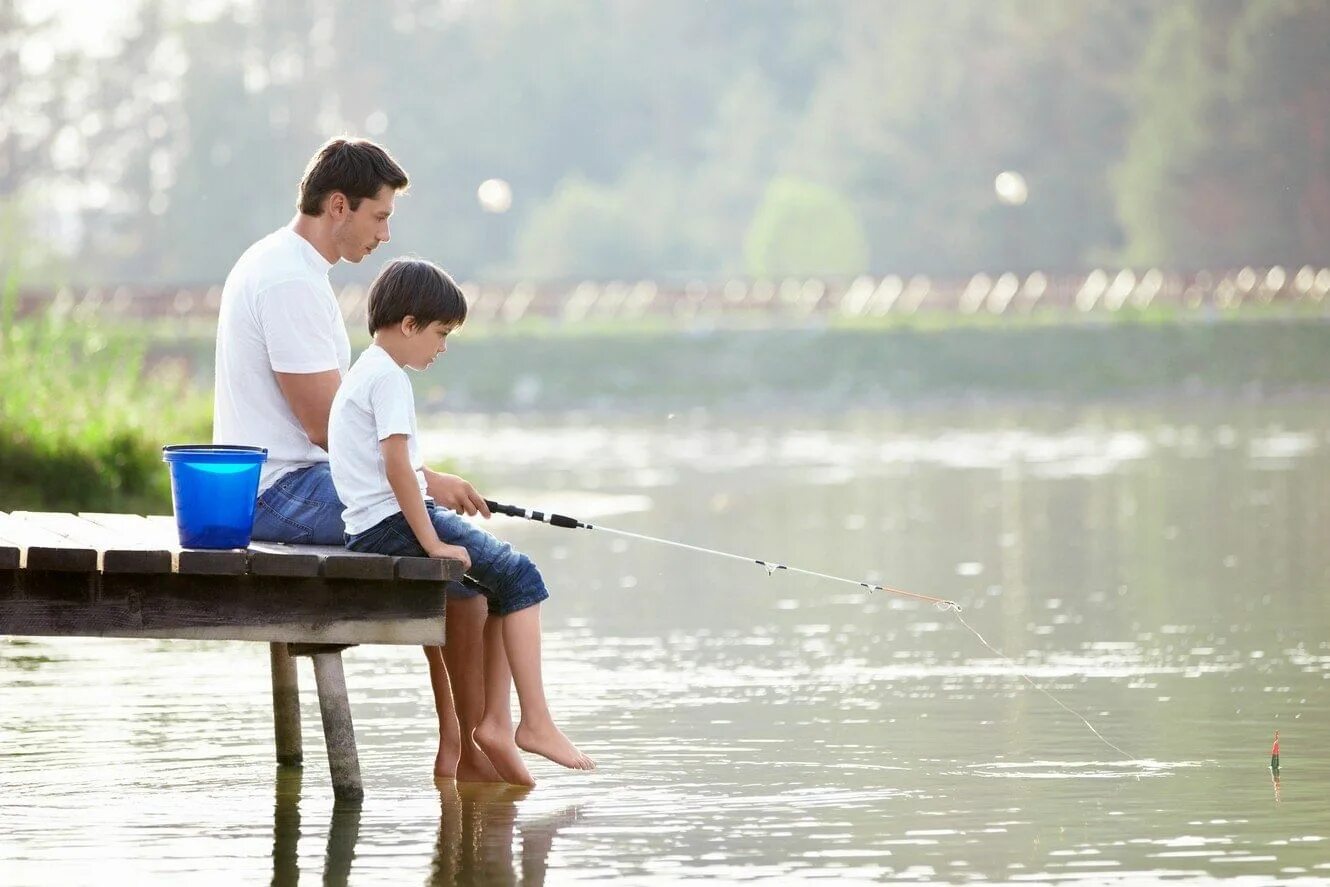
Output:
[994, 171, 1028, 206]
[477, 178, 513, 214]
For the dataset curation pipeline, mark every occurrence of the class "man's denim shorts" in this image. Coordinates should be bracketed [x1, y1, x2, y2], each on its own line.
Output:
[252, 463, 479, 601]
[346, 503, 549, 617]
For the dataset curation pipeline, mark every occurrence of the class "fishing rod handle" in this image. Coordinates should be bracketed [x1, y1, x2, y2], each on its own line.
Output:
[484, 499, 527, 518]
[484, 499, 585, 530]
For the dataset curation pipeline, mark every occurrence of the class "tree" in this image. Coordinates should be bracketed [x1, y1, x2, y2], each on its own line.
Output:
[1116, 0, 1330, 268]
[75, 0, 177, 283]
[0, 0, 80, 283]
[510, 175, 657, 280]
[744, 176, 868, 278]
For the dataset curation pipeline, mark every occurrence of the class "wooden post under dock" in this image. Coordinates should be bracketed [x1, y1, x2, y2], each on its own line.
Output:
[0, 510, 463, 802]
[270, 642, 304, 766]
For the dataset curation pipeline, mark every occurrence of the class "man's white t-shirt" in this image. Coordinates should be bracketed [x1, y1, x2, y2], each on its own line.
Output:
[213, 227, 351, 493]
[328, 343, 428, 535]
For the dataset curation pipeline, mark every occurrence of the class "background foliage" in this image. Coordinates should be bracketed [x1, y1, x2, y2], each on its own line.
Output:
[4, 0, 1328, 288]
[0, 276, 210, 511]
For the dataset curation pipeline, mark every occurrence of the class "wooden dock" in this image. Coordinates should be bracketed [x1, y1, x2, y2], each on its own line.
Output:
[0, 510, 465, 802]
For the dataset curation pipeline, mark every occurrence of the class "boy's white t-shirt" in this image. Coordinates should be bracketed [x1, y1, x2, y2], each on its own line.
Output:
[328, 343, 429, 535]
[213, 227, 351, 493]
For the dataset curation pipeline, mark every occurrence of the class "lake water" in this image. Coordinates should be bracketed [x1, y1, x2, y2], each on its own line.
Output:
[3, 401, 1329, 884]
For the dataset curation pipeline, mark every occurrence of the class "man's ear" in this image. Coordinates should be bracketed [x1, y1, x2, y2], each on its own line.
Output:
[327, 191, 347, 218]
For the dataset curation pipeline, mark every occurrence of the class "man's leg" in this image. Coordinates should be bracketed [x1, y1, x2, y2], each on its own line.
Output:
[442, 592, 503, 782]
[472, 613, 534, 786]
[252, 464, 346, 545]
[423, 645, 462, 777]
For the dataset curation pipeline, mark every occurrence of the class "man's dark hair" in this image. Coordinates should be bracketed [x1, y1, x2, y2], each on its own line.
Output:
[297, 137, 409, 216]
[367, 258, 468, 335]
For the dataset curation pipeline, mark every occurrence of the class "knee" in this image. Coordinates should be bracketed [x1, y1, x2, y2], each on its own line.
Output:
[502, 549, 544, 590]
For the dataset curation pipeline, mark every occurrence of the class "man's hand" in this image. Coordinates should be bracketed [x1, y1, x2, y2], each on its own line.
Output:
[424, 469, 491, 518]
[425, 541, 472, 572]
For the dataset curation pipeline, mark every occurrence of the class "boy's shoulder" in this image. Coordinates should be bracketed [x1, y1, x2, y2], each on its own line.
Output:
[344, 346, 405, 393]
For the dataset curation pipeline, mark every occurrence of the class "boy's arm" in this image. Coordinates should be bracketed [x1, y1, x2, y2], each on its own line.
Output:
[380, 434, 472, 569]
[422, 468, 491, 518]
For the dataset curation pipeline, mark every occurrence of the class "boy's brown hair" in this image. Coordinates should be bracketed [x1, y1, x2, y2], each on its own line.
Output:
[367, 258, 467, 335]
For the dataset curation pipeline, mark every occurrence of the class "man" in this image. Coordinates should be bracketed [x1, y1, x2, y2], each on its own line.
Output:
[213, 137, 507, 782]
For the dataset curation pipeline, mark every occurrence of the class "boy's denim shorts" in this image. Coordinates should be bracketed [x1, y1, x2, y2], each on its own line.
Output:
[345, 503, 549, 617]
[252, 463, 478, 601]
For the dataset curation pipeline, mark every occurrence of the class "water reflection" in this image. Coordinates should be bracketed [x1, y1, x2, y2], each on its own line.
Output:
[271, 767, 362, 887]
[271, 768, 301, 886]
[429, 779, 581, 887]
[268, 769, 579, 886]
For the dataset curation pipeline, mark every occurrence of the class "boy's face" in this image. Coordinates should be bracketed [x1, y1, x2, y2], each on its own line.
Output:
[401, 319, 457, 371]
[330, 185, 395, 263]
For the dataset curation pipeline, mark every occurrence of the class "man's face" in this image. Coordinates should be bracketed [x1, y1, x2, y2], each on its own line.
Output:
[331, 185, 395, 263]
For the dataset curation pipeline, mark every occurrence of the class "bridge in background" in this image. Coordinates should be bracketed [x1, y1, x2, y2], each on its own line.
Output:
[12, 265, 1330, 328]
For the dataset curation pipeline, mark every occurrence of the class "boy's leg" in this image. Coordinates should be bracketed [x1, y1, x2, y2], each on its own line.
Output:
[472, 615, 533, 786]
[430, 508, 593, 772]
[500, 605, 594, 771]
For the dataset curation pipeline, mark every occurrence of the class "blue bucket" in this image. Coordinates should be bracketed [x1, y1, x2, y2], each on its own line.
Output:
[162, 445, 268, 549]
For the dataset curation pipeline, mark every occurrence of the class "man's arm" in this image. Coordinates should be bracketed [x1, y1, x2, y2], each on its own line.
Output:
[274, 369, 342, 450]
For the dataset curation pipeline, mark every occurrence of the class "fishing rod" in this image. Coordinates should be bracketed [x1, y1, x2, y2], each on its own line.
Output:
[483, 499, 1152, 762]
[483, 499, 961, 611]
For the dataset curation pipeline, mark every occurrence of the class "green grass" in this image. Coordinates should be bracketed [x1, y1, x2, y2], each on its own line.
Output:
[0, 275, 211, 513]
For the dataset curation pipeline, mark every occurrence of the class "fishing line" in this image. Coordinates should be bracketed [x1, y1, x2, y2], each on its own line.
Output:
[952, 609, 1139, 763]
[486, 498, 1139, 764]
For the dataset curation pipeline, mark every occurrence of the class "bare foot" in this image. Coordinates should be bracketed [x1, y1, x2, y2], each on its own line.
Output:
[457, 781, 533, 804]
[434, 744, 460, 779]
[456, 740, 504, 783]
[515, 720, 596, 771]
[474, 720, 536, 786]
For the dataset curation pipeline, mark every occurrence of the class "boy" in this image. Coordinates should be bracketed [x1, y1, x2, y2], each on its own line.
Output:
[329, 257, 594, 785]
[214, 137, 494, 783]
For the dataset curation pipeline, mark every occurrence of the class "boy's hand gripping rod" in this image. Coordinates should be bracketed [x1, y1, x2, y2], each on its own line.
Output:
[483, 499, 961, 611]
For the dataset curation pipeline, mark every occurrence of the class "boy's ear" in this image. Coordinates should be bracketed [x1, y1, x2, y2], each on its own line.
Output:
[400, 316, 418, 336]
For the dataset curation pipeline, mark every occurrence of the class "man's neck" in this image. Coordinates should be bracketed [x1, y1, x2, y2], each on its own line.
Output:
[289, 214, 340, 265]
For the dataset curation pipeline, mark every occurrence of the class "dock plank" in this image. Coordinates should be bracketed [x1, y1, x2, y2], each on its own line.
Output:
[250, 541, 460, 582]
[0, 512, 98, 572]
[0, 513, 20, 571]
[321, 552, 397, 581]
[395, 556, 458, 582]
[84, 515, 250, 576]
[245, 541, 322, 578]
[18, 512, 172, 574]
